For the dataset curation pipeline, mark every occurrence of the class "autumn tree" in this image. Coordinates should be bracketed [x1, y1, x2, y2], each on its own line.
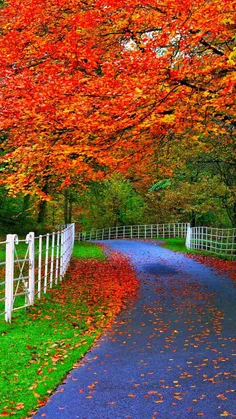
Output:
[0, 0, 235, 206]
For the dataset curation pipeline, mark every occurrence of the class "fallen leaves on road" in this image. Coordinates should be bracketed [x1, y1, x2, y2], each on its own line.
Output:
[186, 254, 236, 283]
[55, 251, 140, 327]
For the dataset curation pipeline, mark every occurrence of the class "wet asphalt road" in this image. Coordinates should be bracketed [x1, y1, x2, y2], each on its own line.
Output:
[33, 240, 236, 419]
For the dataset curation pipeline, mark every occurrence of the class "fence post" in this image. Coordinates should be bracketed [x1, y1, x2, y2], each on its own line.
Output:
[5, 234, 16, 322]
[26, 232, 35, 306]
[231, 230, 235, 259]
[44, 233, 50, 293]
[60, 229, 64, 280]
[71, 223, 75, 246]
[55, 231, 60, 284]
[185, 225, 191, 249]
[71, 224, 75, 253]
[38, 235, 42, 298]
[50, 232, 55, 288]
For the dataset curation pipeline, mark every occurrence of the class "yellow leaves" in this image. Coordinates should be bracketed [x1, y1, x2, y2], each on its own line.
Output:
[135, 87, 142, 95]
[228, 48, 236, 64]
[15, 403, 24, 410]
[88, 381, 98, 390]
[132, 13, 140, 22]
[160, 114, 176, 124]
[51, 354, 61, 365]
[217, 394, 228, 401]
[173, 393, 184, 401]
[33, 391, 41, 399]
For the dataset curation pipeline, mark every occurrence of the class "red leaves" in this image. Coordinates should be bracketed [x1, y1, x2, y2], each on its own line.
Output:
[186, 254, 236, 284]
[56, 251, 139, 326]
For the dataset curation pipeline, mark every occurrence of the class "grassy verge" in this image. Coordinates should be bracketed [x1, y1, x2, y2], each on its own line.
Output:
[157, 237, 190, 253]
[157, 237, 234, 260]
[0, 241, 106, 314]
[0, 242, 138, 418]
[73, 241, 106, 259]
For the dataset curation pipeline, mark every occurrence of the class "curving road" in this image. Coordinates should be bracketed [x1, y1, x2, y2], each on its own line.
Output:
[34, 240, 236, 419]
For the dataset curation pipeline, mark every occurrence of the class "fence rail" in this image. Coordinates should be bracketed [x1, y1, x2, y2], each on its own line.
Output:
[186, 225, 236, 258]
[78, 222, 235, 258]
[0, 224, 75, 322]
[2, 221, 234, 322]
[78, 223, 189, 241]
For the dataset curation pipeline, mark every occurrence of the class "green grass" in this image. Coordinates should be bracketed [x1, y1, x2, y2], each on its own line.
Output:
[0, 240, 28, 263]
[0, 239, 105, 265]
[0, 241, 106, 316]
[73, 241, 106, 259]
[157, 237, 234, 260]
[157, 237, 189, 252]
[0, 242, 107, 418]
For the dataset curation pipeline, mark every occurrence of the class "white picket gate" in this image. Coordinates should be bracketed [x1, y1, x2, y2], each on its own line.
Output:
[0, 224, 75, 322]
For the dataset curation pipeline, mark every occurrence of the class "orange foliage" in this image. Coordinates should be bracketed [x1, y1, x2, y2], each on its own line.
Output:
[0, 0, 235, 194]
[53, 251, 139, 325]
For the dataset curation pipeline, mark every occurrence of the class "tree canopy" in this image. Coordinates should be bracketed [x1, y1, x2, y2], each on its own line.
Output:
[0, 0, 235, 224]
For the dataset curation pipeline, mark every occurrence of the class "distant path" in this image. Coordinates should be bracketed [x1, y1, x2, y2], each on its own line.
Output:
[34, 240, 236, 419]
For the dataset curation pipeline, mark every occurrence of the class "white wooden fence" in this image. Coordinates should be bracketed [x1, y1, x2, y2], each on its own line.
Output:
[186, 225, 236, 258]
[0, 224, 75, 322]
[78, 223, 189, 241]
[78, 222, 235, 258]
[2, 221, 234, 323]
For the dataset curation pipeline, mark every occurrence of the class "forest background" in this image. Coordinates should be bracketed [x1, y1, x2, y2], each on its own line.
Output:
[0, 0, 235, 235]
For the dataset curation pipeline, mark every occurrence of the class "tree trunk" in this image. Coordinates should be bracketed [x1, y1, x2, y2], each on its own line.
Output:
[68, 194, 73, 223]
[22, 194, 30, 214]
[37, 184, 48, 223]
[37, 200, 47, 223]
[64, 189, 69, 225]
[191, 210, 196, 227]
[19, 194, 31, 228]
